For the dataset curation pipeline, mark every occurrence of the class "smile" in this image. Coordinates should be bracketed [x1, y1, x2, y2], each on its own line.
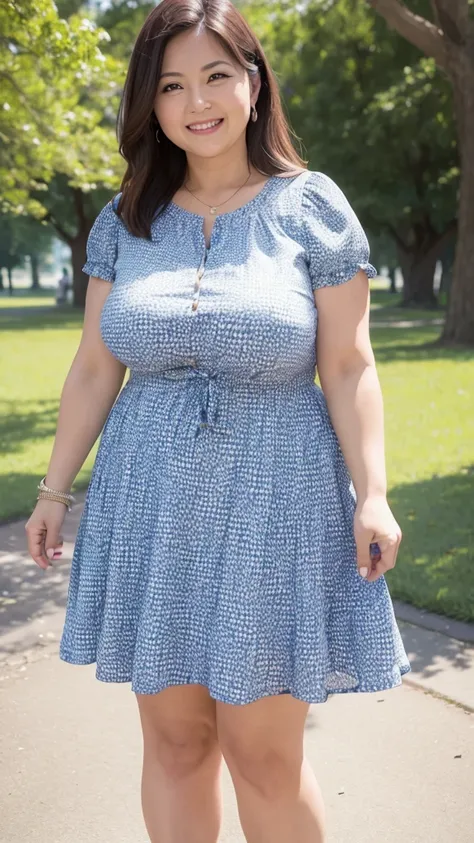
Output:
[186, 119, 224, 134]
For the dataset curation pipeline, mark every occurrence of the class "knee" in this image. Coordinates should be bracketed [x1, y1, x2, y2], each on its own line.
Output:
[220, 737, 301, 800]
[144, 722, 219, 782]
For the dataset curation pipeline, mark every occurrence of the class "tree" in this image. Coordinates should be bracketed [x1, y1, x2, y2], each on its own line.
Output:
[368, 0, 474, 343]
[0, 213, 54, 291]
[1, 0, 124, 306]
[245, 0, 458, 308]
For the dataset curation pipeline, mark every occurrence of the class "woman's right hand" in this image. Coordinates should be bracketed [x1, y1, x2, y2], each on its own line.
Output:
[25, 500, 66, 570]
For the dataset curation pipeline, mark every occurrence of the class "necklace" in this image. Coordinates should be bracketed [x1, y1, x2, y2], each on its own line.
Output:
[183, 168, 252, 215]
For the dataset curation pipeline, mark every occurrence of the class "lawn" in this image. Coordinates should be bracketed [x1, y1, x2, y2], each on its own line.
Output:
[1, 290, 473, 621]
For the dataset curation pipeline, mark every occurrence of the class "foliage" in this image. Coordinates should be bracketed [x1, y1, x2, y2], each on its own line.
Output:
[0, 0, 125, 219]
[97, 0, 155, 59]
[243, 0, 458, 242]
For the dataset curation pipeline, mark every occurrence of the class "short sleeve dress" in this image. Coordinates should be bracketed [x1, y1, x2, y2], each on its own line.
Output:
[59, 169, 411, 704]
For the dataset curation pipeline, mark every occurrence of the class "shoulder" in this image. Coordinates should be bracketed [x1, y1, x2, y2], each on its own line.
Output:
[93, 192, 122, 227]
[297, 171, 377, 289]
[299, 169, 368, 244]
[83, 193, 123, 283]
[87, 194, 123, 247]
[87, 194, 123, 248]
[301, 170, 356, 225]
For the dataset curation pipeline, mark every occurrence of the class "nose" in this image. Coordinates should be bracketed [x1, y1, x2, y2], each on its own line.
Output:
[187, 85, 211, 113]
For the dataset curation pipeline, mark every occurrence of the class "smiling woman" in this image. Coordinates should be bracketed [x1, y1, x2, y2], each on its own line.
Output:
[116, 2, 305, 237]
[24, 1, 410, 841]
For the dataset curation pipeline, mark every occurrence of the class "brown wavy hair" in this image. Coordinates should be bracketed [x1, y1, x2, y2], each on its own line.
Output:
[116, 0, 307, 238]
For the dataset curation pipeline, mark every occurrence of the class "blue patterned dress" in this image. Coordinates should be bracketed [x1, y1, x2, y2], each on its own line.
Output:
[59, 170, 411, 703]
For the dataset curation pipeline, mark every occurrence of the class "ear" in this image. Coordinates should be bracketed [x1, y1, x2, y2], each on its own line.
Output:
[250, 71, 262, 107]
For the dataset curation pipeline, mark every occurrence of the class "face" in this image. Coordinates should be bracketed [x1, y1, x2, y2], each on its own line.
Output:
[153, 27, 261, 158]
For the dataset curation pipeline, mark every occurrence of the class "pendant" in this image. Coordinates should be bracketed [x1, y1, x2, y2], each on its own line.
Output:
[210, 207, 217, 215]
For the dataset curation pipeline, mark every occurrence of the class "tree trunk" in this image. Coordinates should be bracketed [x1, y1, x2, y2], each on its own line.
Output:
[439, 238, 456, 296]
[400, 250, 438, 307]
[395, 225, 456, 307]
[70, 229, 91, 308]
[0, 269, 4, 290]
[29, 253, 40, 289]
[46, 189, 93, 309]
[442, 59, 474, 345]
[388, 266, 397, 294]
[7, 267, 13, 295]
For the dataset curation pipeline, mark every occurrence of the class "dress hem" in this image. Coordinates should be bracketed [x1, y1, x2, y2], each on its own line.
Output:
[58, 651, 411, 706]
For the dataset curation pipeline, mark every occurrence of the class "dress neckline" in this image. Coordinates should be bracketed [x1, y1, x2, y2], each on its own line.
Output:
[167, 171, 306, 222]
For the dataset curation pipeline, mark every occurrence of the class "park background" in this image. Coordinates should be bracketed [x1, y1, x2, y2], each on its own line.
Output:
[1, 0, 473, 627]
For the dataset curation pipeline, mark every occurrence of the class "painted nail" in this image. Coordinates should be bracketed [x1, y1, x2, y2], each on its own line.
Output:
[359, 567, 368, 578]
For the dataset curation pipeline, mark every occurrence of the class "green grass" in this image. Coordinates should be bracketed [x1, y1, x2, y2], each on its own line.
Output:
[0, 306, 98, 521]
[1, 296, 473, 622]
[0, 288, 56, 308]
[370, 325, 474, 622]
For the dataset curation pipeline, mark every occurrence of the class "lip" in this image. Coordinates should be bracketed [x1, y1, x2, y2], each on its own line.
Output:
[186, 118, 224, 134]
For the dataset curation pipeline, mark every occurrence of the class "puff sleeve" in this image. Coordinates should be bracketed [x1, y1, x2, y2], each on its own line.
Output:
[301, 171, 377, 291]
[82, 197, 120, 283]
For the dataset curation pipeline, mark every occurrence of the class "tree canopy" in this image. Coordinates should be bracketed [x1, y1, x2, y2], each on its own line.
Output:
[0, 0, 124, 219]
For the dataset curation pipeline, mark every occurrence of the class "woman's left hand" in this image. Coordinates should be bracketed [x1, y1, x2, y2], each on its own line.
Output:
[353, 495, 402, 583]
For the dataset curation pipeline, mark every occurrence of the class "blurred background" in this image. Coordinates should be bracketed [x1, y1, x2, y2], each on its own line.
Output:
[1, 0, 473, 624]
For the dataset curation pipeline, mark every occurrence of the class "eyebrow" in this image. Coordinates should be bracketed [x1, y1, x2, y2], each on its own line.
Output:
[158, 60, 234, 81]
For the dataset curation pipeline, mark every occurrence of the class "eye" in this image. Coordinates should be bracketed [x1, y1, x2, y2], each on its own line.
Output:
[161, 72, 230, 93]
[161, 83, 181, 93]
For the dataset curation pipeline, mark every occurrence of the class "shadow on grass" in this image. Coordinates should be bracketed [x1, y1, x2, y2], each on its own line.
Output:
[0, 307, 83, 332]
[0, 287, 56, 300]
[0, 400, 60, 454]
[386, 466, 474, 623]
[0, 470, 91, 526]
[371, 327, 474, 363]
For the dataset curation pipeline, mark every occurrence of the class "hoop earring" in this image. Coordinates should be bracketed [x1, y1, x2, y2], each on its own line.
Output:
[251, 106, 258, 123]
[155, 128, 161, 144]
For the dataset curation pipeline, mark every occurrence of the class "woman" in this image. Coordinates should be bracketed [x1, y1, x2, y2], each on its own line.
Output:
[25, 1, 410, 841]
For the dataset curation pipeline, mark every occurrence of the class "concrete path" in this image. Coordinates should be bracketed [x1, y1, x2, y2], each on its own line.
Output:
[1, 500, 473, 842]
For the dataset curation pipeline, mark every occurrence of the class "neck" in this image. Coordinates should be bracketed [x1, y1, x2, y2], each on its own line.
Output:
[184, 143, 254, 194]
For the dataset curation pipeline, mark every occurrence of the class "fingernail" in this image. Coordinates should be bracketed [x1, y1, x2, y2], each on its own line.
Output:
[46, 548, 54, 559]
[359, 567, 368, 578]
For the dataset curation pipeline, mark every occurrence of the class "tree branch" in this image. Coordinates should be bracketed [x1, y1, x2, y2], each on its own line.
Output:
[368, 0, 448, 69]
[431, 0, 472, 46]
[41, 212, 72, 245]
[386, 223, 410, 252]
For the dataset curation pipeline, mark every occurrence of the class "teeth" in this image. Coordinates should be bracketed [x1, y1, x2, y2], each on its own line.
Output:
[188, 119, 222, 131]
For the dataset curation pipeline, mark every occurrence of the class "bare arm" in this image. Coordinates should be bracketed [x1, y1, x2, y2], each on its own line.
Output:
[44, 276, 127, 493]
[315, 271, 401, 581]
[315, 270, 386, 501]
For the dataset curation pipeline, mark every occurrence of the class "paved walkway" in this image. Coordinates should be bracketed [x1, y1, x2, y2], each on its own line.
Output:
[1, 500, 473, 842]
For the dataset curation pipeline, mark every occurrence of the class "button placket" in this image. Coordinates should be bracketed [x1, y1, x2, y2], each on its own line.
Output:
[191, 217, 221, 314]
[191, 250, 207, 313]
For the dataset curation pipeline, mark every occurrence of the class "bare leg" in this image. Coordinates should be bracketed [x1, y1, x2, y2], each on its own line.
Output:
[136, 685, 223, 843]
[217, 694, 326, 843]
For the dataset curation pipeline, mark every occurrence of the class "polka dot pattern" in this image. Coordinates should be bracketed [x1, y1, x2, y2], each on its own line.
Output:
[59, 170, 411, 704]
